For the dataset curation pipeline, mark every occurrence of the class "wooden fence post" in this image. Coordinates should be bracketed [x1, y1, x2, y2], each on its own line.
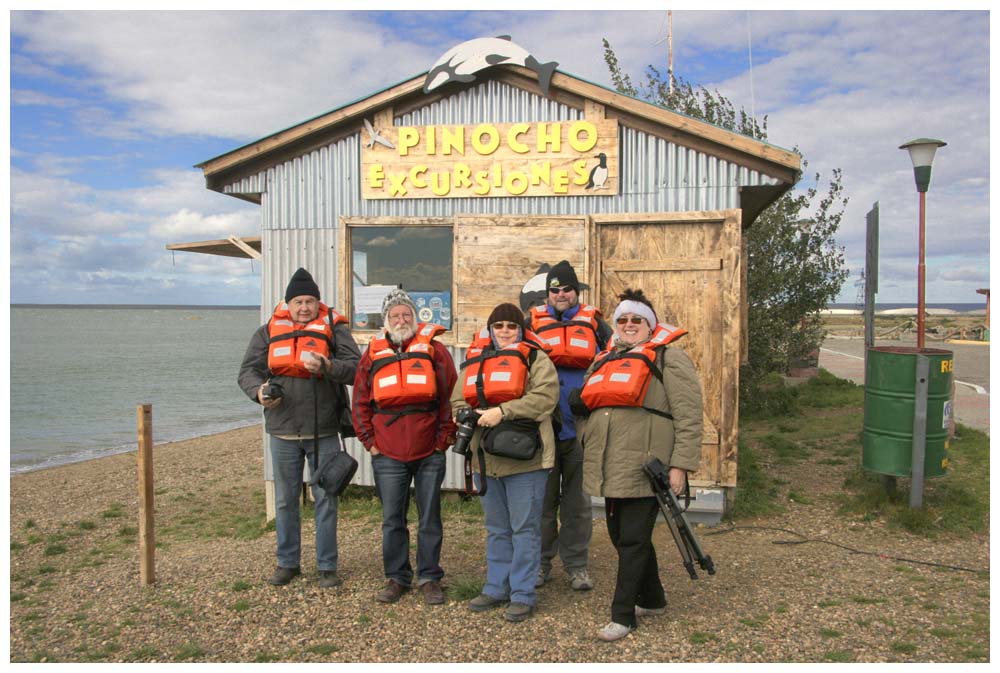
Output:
[138, 403, 155, 585]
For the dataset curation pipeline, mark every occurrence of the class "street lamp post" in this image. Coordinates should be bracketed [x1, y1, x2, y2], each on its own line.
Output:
[899, 138, 946, 350]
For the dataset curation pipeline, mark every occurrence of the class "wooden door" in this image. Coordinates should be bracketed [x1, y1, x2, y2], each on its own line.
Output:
[591, 211, 742, 487]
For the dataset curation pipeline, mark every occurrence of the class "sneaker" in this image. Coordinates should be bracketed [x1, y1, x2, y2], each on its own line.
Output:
[468, 593, 506, 613]
[421, 581, 445, 605]
[535, 566, 551, 588]
[635, 605, 666, 617]
[597, 621, 634, 642]
[375, 579, 409, 603]
[268, 566, 301, 586]
[504, 601, 535, 622]
[318, 571, 342, 588]
[568, 568, 594, 591]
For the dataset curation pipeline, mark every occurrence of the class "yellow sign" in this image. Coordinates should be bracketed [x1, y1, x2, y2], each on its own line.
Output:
[361, 120, 619, 199]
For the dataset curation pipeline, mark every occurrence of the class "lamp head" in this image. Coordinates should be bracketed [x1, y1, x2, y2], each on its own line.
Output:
[899, 138, 946, 192]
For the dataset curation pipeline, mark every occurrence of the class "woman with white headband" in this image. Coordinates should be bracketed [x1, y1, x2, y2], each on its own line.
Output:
[571, 288, 703, 642]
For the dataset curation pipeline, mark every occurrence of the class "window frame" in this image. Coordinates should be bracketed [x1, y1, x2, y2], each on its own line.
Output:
[339, 216, 458, 347]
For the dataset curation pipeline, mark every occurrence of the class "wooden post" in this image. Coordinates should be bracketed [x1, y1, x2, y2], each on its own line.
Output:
[137, 404, 155, 585]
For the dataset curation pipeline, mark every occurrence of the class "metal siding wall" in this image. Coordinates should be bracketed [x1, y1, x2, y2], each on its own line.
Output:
[222, 81, 780, 490]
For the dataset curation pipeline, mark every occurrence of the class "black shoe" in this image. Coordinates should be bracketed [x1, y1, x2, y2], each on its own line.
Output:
[268, 566, 301, 586]
[318, 571, 342, 588]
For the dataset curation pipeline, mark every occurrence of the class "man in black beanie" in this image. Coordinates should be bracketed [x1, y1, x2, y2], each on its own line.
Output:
[238, 267, 361, 588]
[527, 260, 613, 592]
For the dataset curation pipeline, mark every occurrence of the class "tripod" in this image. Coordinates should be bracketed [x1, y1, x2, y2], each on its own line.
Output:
[643, 458, 716, 579]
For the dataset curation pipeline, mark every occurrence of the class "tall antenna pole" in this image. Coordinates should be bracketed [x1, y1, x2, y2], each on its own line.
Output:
[747, 10, 756, 138]
[668, 10, 674, 95]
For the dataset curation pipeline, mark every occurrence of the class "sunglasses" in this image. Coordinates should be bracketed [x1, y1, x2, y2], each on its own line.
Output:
[616, 316, 647, 325]
[492, 321, 520, 330]
[548, 285, 574, 294]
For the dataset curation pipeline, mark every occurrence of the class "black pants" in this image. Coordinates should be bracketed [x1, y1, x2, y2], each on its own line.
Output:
[605, 496, 667, 628]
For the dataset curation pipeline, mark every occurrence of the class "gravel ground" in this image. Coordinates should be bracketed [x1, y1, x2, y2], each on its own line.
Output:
[9, 424, 990, 663]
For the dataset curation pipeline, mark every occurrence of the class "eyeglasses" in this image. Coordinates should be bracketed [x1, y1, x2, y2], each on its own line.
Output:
[491, 321, 520, 331]
[548, 286, 574, 294]
[616, 316, 647, 325]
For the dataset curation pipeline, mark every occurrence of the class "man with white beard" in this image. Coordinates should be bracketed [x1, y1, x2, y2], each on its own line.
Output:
[351, 289, 457, 605]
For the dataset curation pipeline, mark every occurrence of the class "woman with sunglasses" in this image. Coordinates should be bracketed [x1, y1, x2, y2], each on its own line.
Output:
[572, 289, 703, 642]
[450, 302, 559, 623]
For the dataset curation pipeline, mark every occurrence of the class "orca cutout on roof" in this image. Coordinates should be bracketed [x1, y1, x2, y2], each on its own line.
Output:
[423, 35, 558, 96]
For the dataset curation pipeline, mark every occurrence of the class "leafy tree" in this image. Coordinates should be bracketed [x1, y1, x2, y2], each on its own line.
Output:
[603, 39, 849, 409]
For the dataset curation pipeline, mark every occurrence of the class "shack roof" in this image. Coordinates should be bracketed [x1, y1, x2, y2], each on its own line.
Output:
[195, 65, 801, 196]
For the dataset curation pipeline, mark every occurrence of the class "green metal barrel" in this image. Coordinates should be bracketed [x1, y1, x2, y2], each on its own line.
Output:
[862, 347, 953, 477]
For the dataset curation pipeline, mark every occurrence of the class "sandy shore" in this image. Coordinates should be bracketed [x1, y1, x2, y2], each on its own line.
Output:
[10, 424, 989, 663]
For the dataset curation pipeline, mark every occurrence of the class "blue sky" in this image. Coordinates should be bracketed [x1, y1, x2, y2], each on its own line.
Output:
[8, 9, 992, 306]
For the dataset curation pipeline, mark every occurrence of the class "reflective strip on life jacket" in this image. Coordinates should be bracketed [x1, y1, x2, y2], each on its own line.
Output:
[368, 323, 445, 409]
[580, 322, 686, 410]
[267, 302, 346, 378]
[529, 304, 600, 369]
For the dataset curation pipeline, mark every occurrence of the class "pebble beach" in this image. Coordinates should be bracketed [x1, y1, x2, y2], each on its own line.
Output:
[10, 423, 989, 663]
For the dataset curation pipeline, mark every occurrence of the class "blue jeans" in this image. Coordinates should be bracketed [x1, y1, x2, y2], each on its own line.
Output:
[477, 469, 549, 606]
[371, 451, 447, 586]
[270, 435, 339, 571]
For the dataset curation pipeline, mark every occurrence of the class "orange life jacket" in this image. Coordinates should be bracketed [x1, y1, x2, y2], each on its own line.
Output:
[529, 304, 601, 369]
[580, 322, 688, 410]
[267, 302, 347, 378]
[460, 326, 544, 407]
[368, 323, 446, 410]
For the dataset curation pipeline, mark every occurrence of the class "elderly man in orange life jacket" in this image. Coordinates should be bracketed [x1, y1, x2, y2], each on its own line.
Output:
[527, 260, 613, 591]
[351, 289, 458, 606]
[238, 268, 361, 589]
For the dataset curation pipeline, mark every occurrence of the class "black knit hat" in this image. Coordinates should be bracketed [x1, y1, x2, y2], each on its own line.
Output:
[546, 260, 580, 293]
[284, 267, 321, 302]
[487, 302, 526, 330]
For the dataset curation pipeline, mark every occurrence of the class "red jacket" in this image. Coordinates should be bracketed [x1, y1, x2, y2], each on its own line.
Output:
[352, 336, 458, 462]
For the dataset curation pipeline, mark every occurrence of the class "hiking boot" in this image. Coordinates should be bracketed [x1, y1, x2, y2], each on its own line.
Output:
[568, 568, 593, 591]
[468, 593, 506, 613]
[635, 605, 666, 617]
[421, 581, 445, 605]
[504, 601, 535, 622]
[268, 566, 301, 586]
[375, 579, 409, 603]
[535, 566, 551, 588]
[597, 621, 634, 642]
[318, 571, 342, 588]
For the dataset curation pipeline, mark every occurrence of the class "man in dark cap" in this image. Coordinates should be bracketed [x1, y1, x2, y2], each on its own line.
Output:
[526, 260, 613, 591]
[238, 268, 361, 588]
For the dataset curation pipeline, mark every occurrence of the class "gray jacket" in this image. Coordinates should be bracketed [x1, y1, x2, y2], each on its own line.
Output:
[238, 320, 361, 438]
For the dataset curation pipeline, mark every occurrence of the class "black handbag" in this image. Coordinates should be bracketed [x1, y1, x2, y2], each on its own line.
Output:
[481, 418, 541, 461]
[308, 445, 358, 499]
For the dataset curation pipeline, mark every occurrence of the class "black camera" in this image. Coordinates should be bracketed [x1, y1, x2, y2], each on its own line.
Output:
[450, 407, 480, 456]
[261, 381, 284, 400]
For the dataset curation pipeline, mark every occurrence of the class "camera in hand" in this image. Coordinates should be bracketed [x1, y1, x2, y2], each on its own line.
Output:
[261, 381, 284, 400]
[450, 407, 480, 456]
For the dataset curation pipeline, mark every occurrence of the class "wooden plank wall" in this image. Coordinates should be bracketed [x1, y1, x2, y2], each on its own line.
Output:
[453, 215, 587, 345]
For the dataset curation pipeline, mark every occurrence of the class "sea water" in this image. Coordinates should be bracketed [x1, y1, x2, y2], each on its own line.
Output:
[10, 306, 265, 474]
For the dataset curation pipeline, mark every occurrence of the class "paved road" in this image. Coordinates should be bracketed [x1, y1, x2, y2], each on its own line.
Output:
[819, 335, 989, 434]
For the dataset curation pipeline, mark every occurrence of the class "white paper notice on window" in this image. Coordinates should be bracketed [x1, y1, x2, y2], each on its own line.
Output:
[355, 285, 397, 313]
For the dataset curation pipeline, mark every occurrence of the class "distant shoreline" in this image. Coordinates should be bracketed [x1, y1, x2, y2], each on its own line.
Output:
[11, 303, 259, 310]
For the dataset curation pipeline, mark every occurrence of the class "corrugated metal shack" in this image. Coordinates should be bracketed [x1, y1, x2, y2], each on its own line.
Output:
[171, 47, 801, 520]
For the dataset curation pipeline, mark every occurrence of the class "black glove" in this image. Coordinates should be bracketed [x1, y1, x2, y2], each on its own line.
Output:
[568, 387, 590, 417]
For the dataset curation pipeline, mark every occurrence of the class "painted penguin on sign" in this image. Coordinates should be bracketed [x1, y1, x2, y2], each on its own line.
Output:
[423, 36, 559, 96]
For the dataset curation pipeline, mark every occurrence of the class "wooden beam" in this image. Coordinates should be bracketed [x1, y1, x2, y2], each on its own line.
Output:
[166, 236, 261, 259]
[227, 235, 263, 260]
[603, 258, 723, 272]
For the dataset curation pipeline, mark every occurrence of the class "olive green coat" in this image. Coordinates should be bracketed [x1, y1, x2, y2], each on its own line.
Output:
[450, 347, 560, 478]
[579, 345, 703, 498]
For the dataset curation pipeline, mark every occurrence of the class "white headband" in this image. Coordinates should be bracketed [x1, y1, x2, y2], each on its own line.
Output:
[613, 300, 657, 328]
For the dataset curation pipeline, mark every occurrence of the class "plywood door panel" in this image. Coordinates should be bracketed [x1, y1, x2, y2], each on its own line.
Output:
[596, 211, 741, 487]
